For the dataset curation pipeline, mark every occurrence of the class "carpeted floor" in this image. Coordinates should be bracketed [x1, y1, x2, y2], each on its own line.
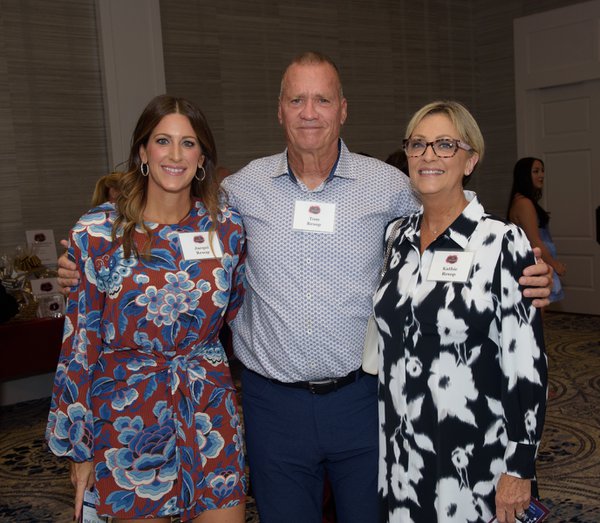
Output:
[0, 311, 599, 522]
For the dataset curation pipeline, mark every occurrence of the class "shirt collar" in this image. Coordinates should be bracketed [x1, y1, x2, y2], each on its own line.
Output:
[399, 191, 484, 249]
[271, 139, 356, 182]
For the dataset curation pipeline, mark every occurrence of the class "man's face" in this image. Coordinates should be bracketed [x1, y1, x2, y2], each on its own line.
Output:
[278, 62, 347, 157]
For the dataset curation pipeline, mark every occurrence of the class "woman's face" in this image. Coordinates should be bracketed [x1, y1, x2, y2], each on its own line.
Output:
[531, 160, 545, 190]
[139, 113, 204, 197]
[407, 113, 478, 200]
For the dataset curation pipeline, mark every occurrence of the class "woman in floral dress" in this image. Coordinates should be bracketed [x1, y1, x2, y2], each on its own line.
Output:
[46, 95, 246, 522]
[374, 101, 547, 523]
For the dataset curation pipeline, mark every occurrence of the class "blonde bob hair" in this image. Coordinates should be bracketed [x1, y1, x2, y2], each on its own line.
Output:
[405, 100, 484, 172]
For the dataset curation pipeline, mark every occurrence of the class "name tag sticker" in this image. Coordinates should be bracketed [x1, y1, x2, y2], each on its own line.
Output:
[292, 201, 336, 233]
[427, 250, 474, 283]
[178, 232, 223, 260]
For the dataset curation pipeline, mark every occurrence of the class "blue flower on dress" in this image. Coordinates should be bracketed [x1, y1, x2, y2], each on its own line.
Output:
[88, 248, 137, 298]
[159, 291, 192, 325]
[111, 387, 139, 411]
[135, 286, 161, 315]
[226, 395, 243, 452]
[134, 274, 150, 285]
[195, 412, 225, 466]
[133, 331, 164, 352]
[47, 402, 93, 460]
[135, 273, 204, 327]
[206, 467, 240, 500]
[211, 264, 230, 309]
[164, 271, 195, 293]
[106, 403, 177, 500]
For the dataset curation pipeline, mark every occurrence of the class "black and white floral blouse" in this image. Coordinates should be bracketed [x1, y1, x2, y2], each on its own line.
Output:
[374, 192, 547, 523]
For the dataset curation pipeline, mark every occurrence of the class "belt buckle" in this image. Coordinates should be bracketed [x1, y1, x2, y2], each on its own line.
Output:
[308, 378, 337, 394]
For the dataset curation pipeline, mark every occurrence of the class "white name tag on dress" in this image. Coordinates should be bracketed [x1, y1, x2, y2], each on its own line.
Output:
[178, 232, 223, 260]
[427, 250, 474, 283]
[292, 201, 336, 233]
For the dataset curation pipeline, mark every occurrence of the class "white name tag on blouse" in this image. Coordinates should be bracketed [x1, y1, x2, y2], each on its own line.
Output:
[178, 232, 223, 260]
[292, 201, 336, 233]
[427, 250, 474, 283]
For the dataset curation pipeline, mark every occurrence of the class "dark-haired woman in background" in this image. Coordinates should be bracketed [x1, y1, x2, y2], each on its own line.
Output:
[46, 95, 247, 522]
[507, 157, 565, 303]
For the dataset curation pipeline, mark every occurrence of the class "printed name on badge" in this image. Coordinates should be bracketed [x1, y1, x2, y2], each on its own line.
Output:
[292, 201, 336, 233]
[178, 232, 223, 260]
[427, 250, 474, 283]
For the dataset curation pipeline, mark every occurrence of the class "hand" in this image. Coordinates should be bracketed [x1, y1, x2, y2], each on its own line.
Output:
[70, 460, 94, 522]
[57, 239, 80, 294]
[519, 247, 551, 308]
[495, 473, 531, 523]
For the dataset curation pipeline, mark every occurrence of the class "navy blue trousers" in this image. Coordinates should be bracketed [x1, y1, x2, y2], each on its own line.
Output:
[241, 368, 379, 523]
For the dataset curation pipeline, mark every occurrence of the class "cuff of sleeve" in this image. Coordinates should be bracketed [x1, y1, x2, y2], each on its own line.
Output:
[504, 440, 538, 479]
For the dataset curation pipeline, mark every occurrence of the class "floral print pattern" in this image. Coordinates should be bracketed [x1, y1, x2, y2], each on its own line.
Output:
[46, 200, 247, 520]
[375, 193, 547, 522]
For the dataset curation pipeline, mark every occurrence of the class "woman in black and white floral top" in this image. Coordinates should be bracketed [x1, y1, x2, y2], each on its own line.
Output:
[374, 101, 547, 523]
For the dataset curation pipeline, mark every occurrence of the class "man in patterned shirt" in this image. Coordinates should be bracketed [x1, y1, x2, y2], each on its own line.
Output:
[58, 51, 552, 523]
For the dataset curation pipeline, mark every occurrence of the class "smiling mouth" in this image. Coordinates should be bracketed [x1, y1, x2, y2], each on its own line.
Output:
[419, 169, 445, 175]
[163, 166, 186, 175]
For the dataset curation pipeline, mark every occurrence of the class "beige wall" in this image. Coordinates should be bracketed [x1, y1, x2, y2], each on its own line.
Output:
[0, 0, 579, 255]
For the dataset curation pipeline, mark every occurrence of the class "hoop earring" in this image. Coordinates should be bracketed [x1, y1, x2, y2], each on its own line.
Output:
[195, 166, 206, 182]
[140, 163, 149, 177]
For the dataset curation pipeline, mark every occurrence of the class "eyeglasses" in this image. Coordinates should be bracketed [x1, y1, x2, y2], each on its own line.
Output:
[403, 138, 473, 158]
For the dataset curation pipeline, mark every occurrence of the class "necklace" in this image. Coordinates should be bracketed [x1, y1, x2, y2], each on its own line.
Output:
[423, 219, 442, 239]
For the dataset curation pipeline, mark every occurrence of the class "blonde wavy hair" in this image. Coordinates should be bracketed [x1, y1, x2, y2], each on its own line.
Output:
[114, 95, 220, 258]
[91, 171, 122, 206]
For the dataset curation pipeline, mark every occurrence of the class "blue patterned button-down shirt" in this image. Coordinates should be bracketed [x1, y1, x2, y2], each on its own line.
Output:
[222, 140, 418, 381]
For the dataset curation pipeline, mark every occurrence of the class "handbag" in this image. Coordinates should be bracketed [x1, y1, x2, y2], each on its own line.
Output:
[362, 219, 403, 375]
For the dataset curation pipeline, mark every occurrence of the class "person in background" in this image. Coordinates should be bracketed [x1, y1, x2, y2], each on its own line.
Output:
[507, 157, 565, 303]
[46, 95, 247, 523]
[91, 171, 123, 206]
[57, 52, 553, 523]
[375, 101, 547, 523]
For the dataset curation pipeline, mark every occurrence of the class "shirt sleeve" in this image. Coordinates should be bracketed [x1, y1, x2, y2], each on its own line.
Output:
[224, 213, 247, 325]
[46, 223, 105, 462]
[498, 225, 548, 479]
[392, 170, 420, 218]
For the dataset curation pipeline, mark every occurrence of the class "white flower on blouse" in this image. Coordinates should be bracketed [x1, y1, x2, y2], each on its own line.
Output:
[435, 477, 480, 522]
[428, 351, 478, 426]
[501, 314, 542, 391]
[437, 308, 468, 346]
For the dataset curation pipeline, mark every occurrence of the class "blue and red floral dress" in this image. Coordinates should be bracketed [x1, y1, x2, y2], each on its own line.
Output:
[46, 199, 247, 520]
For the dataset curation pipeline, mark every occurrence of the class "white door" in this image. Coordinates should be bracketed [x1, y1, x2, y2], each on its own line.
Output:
[527, 80, 600, 314]
[514, 1, 600, 315]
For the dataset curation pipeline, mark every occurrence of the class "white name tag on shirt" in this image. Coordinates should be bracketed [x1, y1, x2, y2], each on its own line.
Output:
[427, 250, 474, 283]
[292, 201, 336, 233]
[178, 232, 223, 260]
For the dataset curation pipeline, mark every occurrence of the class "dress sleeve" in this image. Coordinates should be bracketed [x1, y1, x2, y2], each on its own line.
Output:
[498, 225, 548, 479]
[224, 215, 247, 325]
[46, 224, 105, 462]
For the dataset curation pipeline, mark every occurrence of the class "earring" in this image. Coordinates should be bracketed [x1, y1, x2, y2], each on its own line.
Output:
[141, 163, 149, 176]
[195, 166, 206, 182]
